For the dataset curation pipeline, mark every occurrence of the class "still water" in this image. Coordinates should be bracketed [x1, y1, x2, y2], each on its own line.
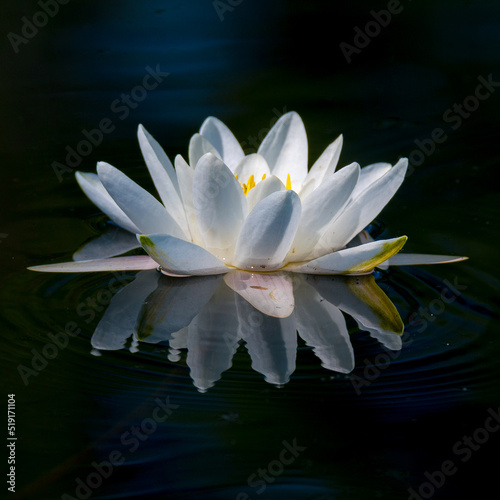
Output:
[1, 1, 499, 499]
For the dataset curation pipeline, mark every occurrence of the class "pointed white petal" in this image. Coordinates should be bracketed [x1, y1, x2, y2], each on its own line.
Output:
[387, 253, 469, 266]
[287, 236, 407, 275]
[75, 172, 140, 233]
[257, 111, 308, 186]
[28, 255, 159, 273]
[188, 133, 222, 168]
[138, 234, 229, 276]
[233, 154, 271, 184]
[288, 163, 360, 262]
[314, 158, 408, 254]
[137, 125, 190, 235]
[233, 190, 302, 271]
[245, 175, 285, 212]
[199, 116, 245, 170]
[174, 154, 202, 244]
[300, 134, 343, 195]
[91, 271, 160, 350]
[73, 226, 140, 261]
[224, 271, 294, 318]
[192, 153, 247, 255]
[97, 162, 186, 239]
[352, 162, 392, 197]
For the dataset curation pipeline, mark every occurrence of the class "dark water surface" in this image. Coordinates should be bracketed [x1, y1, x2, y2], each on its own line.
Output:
[1, 1, 500, 499]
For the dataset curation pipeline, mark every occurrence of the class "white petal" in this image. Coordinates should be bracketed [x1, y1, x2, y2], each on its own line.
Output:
[257, 111, 308, 186]
[313, 158, 408, 254]
[200, 116, 245, 170]
[138, 234, 229, 276]
[28, 255, 159, 273]
[235, 294, 297, 386]
[97, 162, 186, 239]
[187, 284, 240, 391]
[75, 172, 140, 233]
[309, 274, 404, 343]
[223, 271, 294, 318]
[300, 134, 343, 195]
[245, 175, 285, 212]
[233, 154, 271, 184]
[294, 278, 354, 373]
[387, 253, 469, 266]
[192, 153, 247, 255]
[288, 162, 360, 262]
[287, 236, 407, 274]
[174, 154, 202, 244]
[233, 190, 302, 271]
[137, 275, 222, 344]
[91, 271, 160, 350]
[351, 162, 392, 198]
[73, 226, 140, 261]
[188, 133, 222, 168]
[137, 125, 190, 235]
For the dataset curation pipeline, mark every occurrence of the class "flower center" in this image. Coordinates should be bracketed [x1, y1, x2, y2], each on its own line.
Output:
[235, 173, 292, 195]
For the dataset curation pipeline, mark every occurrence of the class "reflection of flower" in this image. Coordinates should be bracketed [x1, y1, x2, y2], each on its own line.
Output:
[91, 271, 405, 391]
[29, 112, 466, 276]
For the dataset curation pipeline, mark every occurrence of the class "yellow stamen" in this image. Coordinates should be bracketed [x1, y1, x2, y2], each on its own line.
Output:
[286, 173, 292, 191]
[235, 174, 238, 180]
[262, 174, 266, 180]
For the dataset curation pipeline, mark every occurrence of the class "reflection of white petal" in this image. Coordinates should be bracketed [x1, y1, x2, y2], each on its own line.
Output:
[223, 271, 294, 318]
[137, 275, 222, 343]
[28, 256, 159, 273]
[309, 275, 404, 349]
[138, 234, 229, 276]
[233, 190, 301, 271]
[91, 271, 160, 350]
[287, 237, 407, 274]
[169, 327, 189, 350]
[294, 277, 354, 373]
[200, 116, 245, 171]
[73, 226, 140, 261]
[187, 284, 240, 392]
[236, 294, 297, 386]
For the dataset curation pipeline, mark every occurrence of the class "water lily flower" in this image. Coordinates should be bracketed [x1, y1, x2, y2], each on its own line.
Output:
[29, 111, 467, 276]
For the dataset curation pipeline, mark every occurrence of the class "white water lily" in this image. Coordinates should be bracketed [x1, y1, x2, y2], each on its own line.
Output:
[29, 111, 467, 276]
